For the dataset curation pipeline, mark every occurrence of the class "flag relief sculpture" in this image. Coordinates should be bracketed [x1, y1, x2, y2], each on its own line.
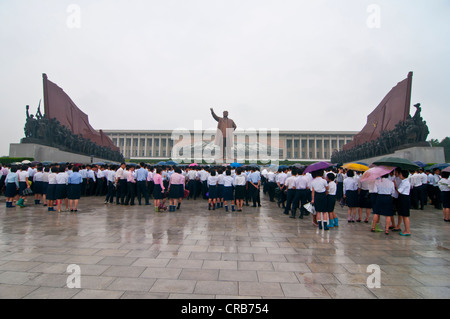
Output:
[331, 72, 430, 164]
[22, 74, 124, 162]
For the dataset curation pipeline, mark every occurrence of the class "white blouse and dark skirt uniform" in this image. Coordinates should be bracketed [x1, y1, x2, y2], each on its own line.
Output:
[311, 177, 328, 213]
[344, 177, 359, 208]
[373, 178, 395, 216]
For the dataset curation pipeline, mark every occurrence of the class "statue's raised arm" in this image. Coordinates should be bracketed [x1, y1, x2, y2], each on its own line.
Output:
[210, 108, 220, 122]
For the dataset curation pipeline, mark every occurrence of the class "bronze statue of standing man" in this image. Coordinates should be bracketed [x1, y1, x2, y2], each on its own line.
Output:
[210, 108, 237, 163]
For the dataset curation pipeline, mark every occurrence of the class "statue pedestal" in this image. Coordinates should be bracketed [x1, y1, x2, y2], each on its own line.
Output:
[9, 143, 114, 163]
[357, 146, 445, 166]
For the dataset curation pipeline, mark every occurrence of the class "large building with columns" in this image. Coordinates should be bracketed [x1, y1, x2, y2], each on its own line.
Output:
[103, 130, 357, 162]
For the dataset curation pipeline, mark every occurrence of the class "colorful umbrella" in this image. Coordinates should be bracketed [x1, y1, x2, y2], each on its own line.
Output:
[189, 163, 198, 167]
[304, 161, 332, 173]
[343, 162, 369, 172]
[360, 166, 395, 182]
[372, 157, 420, 171]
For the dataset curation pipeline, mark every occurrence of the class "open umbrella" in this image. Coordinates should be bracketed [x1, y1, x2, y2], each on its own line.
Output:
[427, 163, 450, 171]
[343, 162, 369, 172]
[372, 157, 420, 171]
[189, 163, 198, 167]
[230, 162, 241, 168]
[360, 166, 395, 182]
[165, 160, 178, 166]
[442, 166, 450, 173]
[304, 161, 332, 173]
[413, 161, 427, 168]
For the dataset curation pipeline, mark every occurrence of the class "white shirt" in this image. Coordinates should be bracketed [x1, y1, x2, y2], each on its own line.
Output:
[234, 175, 247, 186]
[207, 175, 218, 186]
[328, 181, 337, 195]
[438, 178, 450, 192]
[56, 172, 69, 185]
[48, 173, 57, 185]
[276, 172, 287, 185]
[311, 177, 327, 193]
[267, 171, 276, 183]
[33, 172, 44, 182]
[343, 177, 358, 192]
[374, 178, 395, 195]
[410, 173, 422, 187]
[223, 175, 234, 187]
[294, 175, 308, 190]
[285, 176, 297, 189]
[187, 170, 198, 180]
[398, 179, 411, 195]
[18, 170, 29, 182]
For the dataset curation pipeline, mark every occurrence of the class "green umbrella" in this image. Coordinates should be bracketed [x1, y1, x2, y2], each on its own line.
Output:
[372, 157, 420, 171]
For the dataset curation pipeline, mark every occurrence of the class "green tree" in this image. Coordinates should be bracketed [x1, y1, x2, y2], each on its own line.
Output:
[429, 137, 450, 162]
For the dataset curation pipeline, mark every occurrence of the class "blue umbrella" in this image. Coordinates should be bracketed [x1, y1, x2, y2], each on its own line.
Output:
[165, 160, 178, 166]
[413, 161, 427, 168]
[230, 162, 242, 168]
[157, 161, 167, 166]
[427, 163, 450, 170]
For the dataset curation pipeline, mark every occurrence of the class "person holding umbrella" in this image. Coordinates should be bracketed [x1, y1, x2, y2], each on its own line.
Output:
[371, 174, 396, 235]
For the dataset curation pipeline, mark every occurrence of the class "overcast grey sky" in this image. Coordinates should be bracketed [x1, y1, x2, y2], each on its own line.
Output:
[1, 0, 449, 157]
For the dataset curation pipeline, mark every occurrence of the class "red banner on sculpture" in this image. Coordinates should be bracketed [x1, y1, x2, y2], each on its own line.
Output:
[343, 72, 412, 151]
[42, 74, 118, 151]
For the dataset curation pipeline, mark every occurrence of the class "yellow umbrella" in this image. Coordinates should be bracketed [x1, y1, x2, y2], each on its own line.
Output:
[343, 162, 369, 172]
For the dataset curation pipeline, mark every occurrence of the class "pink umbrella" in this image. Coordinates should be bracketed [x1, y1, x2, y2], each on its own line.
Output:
[442, 166, 450, 173]
[189, 163, 198, 167]
[360, 166, 395, 182]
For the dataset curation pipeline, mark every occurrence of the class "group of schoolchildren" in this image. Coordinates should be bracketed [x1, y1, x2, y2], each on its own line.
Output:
[2, 162, 449, 234]
[269, 165, 450, 236]
[336, 166, 449, 236]
[0, 162, 265, 214]
[269, 166, 339, 230]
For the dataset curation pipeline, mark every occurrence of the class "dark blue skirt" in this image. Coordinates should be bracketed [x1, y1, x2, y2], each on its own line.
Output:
[442, 191, 450, 209]
[359, 189, 372, 208]
[374, 194, 394, 216]
[208, 185, 217, 199]
[68, 183, 81, 200]
[314, 191, 327, 212]
[5, 183, 18, 198]
[55, 184, 68, 200]
[326, 194, 336, 213]
[223, 186, 234, 201]
[235, 185, 245, 200]
[169, 184, 183, 199]
[217, 184, 224, 198]
[33, 181, 44, 195]
[345, 190, 359, 208]
[19, 181, 28, 196]
[397, 194, 410, 217]
[153, 184, 164, 199]
[46, 184, 56, 200]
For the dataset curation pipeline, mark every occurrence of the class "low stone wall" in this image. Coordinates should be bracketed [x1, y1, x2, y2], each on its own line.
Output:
[9, 143, 115, 164]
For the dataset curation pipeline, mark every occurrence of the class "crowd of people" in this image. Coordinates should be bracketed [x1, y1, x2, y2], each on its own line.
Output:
[1, 162, 449, 236]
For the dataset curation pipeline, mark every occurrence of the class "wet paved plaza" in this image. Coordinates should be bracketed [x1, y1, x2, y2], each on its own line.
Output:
[0, 194, 449, 299]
